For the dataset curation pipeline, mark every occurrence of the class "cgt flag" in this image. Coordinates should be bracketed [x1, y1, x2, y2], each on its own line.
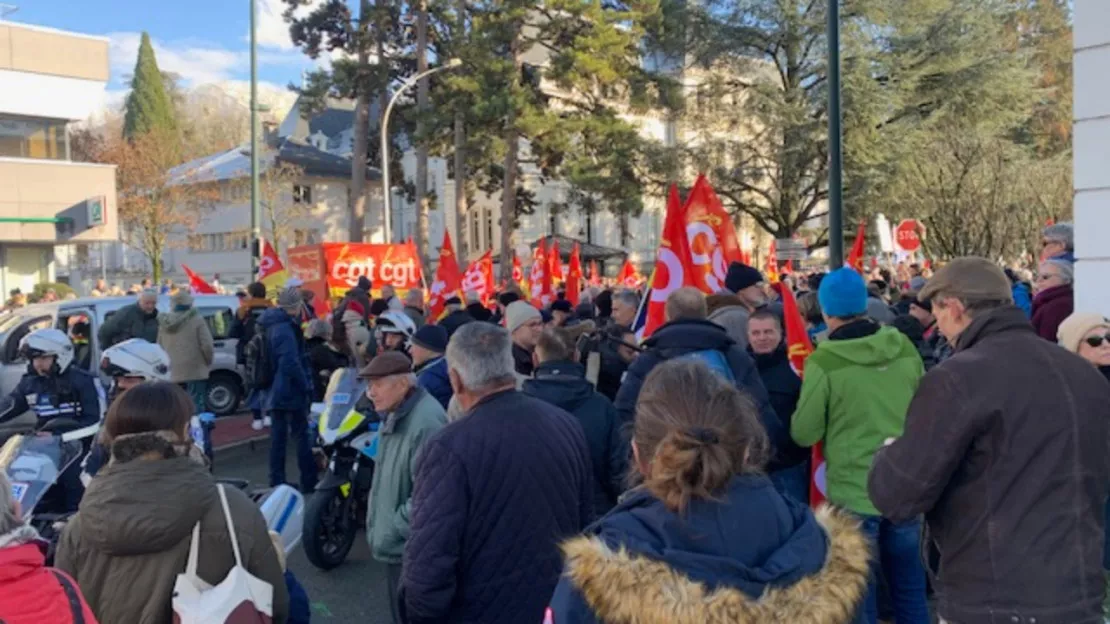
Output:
[530, 239, 554, 307]
[427, 231, 463, 321]
[771, 280, 825, 508]
[617, 259, 639, 289]
[683, 174, 745, 293]
[641, 184, 694, 338]
[182, 264, 217, 295]
[257, 238, 288, 294]
[462, 250, 495, 305]
[846, 221, 866, 273]
[766, 240, 779, 283]
[566, 243, 583, 306]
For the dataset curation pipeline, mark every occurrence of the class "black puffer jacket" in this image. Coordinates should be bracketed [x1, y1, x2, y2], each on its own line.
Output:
[613, 319, 787, 468]
[523, 361, 627, 516]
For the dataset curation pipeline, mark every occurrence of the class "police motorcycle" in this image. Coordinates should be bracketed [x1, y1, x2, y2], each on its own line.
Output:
[0, 329, 103, 561]
[302, 367, 379, 570]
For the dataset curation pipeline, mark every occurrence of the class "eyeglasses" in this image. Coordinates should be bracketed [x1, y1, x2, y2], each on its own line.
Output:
[1085, 334, 1110, 348]
[1036, 273, 1060, 282]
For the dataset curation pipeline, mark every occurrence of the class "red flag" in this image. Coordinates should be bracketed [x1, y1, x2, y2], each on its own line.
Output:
[683, 174, 744, 293]
[766, 240, 779, 283]
[846, 221, 866, 273]
[530, 239, 554, 307]
[617, 259, 639, 289]
[257, 238, 288, 291]
[588, 260, 601, 287]
[566, 243, 583, 306]
[643, 184, 695, 337]
[770, 281, 825, 507]
[462, 250, 495, 305]
[427, 231, 463, 321]
[782, 259, 794, 274]
[182, 264, 217, 295]
[512, 253, 525, 291]
[548, 238, 564, 283]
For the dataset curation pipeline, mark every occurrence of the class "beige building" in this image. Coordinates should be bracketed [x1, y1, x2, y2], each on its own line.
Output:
[0, 20, 118, 298]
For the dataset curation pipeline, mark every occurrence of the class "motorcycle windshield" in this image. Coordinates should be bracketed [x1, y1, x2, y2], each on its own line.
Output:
[2, 435, 81, 521]
[321, 368, 368, 431]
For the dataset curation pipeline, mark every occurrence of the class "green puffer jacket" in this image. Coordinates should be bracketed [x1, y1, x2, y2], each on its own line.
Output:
[367, 386, 447, 564]
[98, 302, 159, 347]
[791, 321, 924, 515]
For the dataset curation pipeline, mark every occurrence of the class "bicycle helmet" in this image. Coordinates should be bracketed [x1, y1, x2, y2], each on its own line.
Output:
[376, 310, 416, 339]
[19, 328, 75, 373]
[100, 338, 171, 381]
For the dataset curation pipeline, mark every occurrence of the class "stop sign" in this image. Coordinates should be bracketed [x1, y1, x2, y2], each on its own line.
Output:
[895, 219, 922, 252]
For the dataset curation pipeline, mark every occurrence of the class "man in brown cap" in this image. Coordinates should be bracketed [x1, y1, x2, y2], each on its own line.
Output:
[358, 351, 446, 624]
[868, 257, 1110, 624]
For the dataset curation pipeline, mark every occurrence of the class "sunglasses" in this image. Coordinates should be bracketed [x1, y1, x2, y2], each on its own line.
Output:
[1085, 334, 1110, 348]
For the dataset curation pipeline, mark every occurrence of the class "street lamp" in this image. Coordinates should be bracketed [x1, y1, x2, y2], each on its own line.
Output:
[380, 58, 464, 243]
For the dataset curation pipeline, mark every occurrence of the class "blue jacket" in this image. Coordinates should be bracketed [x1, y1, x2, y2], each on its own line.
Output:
[614, 319, 787, 468]
[259, 307, 313, 413]
[549, 476, 870, 624]
[414, 356, 451, 409]
[1012, 282, 1033, 318]
[523, 361, 627, 517]
[402, 390, 594, 624]
[2, 365, 102, 427]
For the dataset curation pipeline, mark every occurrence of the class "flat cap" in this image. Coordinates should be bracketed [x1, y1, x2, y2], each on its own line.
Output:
[358, 351, 412, 380]
[918, 257, 1012, 304]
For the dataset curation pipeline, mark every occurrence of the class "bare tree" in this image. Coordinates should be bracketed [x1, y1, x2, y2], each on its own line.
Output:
[257, 156, 310, 256]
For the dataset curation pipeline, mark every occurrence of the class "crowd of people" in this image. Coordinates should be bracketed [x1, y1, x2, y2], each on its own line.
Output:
[2, 220, 1108, 624]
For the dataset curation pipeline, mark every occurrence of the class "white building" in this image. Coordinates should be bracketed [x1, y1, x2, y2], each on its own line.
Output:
[1074, 1, 1110, 313]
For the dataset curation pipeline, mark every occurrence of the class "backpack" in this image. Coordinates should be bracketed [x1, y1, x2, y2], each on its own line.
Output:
[172, 485, 275, 623]
[243, 327, 274, 391]
[677, 349, 736, 382]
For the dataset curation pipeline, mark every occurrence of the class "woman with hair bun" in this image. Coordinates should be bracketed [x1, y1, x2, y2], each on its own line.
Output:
[547, 359, 870, 624]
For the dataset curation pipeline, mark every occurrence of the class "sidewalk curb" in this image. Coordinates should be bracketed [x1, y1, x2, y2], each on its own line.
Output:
[214, 433, 270, 452]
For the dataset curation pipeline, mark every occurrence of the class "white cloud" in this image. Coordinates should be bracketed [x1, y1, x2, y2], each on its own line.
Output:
[256, 0, 329, 51]
[109, 32, 243, 86]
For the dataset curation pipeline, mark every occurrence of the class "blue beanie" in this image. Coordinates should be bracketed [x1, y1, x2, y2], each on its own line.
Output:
[818, 268, 868, 318]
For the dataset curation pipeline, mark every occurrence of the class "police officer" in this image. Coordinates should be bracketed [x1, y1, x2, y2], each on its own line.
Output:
[375, 310, 416, 358]
[83, 339, 171, 479]
[0, 328, 103, 511]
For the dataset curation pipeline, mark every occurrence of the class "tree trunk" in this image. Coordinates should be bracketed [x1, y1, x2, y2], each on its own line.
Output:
[453, 0, 468, 260]
[415, 0, 431, 269]
[349, 0, 372, 242]
[499, 22, 522, 282]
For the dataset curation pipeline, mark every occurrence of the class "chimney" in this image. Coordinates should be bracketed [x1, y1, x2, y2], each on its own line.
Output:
[262, 121, 279, 147]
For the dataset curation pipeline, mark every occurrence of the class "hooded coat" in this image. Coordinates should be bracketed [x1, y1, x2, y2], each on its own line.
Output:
[613, 319, 787, 468]
[157, 307, 214, 383]
[523, 361, 628, 516]
[259, 307, 313, 413]
[1031, 283, 1074, 341]
[54, 439, 288, 624]
[549, 477, 870, 624]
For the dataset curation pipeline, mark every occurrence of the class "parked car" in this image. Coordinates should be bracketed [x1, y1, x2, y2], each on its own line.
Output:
[0, 295, 245, 416]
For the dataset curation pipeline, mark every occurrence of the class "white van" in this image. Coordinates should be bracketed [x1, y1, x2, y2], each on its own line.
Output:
[0, 295, 246, 416]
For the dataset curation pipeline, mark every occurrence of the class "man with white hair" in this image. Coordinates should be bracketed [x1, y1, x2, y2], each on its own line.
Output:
[1031, 257, 1074, 341]
[359, 351, 445, 623]
[403, 322, 593, 624]
[1041, 222, 1075, 263]
[403, 288, 426, 329]
[98, 288, 160, 347]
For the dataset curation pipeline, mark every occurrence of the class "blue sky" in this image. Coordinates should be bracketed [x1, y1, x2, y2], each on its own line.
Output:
[7, 0, 336, 92]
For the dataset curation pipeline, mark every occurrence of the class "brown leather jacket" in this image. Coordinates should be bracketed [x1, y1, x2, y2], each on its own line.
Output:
[869, 305, 1110, 624]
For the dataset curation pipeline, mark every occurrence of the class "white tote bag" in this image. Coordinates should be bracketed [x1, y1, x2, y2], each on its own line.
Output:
[172, 484, 275, 624]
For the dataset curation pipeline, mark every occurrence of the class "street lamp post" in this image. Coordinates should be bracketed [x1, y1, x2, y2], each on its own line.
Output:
[249, 0, 261, 274]
[827, 0, 844, 269]
[380, 58, 463, 243]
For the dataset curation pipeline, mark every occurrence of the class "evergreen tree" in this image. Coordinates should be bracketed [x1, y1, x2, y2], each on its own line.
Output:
[122, 32, 178, 140]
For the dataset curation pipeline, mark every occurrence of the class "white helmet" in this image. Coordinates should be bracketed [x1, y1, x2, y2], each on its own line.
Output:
[100, 339, 171, 381]
[20, 328, 75, 373]
[377, 310, 416, 339]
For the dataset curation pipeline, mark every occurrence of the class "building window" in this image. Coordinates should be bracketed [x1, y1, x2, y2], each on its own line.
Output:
[293, 229, 318, 247]
[471, 211, 480, 250]
[293, 184, 313, 204]
[484, 208, 494, 252]
[0, 115, 67, 160]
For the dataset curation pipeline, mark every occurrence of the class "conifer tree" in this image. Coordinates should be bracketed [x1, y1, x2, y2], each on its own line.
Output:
[122, 32, 178, 141]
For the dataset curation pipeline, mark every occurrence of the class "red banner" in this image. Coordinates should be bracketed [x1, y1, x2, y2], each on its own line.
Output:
[287, 242, 425, 313]
[548, 238, 564, 284]
[462, 250, 495, 305]
[766, 240, 779, 283]
[642, 185, 694, 338]
[588, 260, 601, 287]
[530, 239, 554, 307]
[513, 253, 526, 292]
[847, 221, 866, 273]
[684, 174, 744, 293]
[618, 259, 639, 289]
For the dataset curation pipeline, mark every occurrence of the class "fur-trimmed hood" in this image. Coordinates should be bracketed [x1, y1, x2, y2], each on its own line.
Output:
[554, 485, 870, 624]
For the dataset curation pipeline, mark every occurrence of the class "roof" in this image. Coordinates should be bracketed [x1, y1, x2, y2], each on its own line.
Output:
[532, 234, 628, 261]
[280, 96, 381, 143]
[166, 139, 380, 186]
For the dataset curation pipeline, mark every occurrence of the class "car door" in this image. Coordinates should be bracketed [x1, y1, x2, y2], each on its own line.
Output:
[196, 304, 244, 416]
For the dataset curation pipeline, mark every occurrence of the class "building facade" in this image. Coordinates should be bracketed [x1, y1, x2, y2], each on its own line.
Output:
[1074, 0, 1109, 313]
[0, 21, 118, 297]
